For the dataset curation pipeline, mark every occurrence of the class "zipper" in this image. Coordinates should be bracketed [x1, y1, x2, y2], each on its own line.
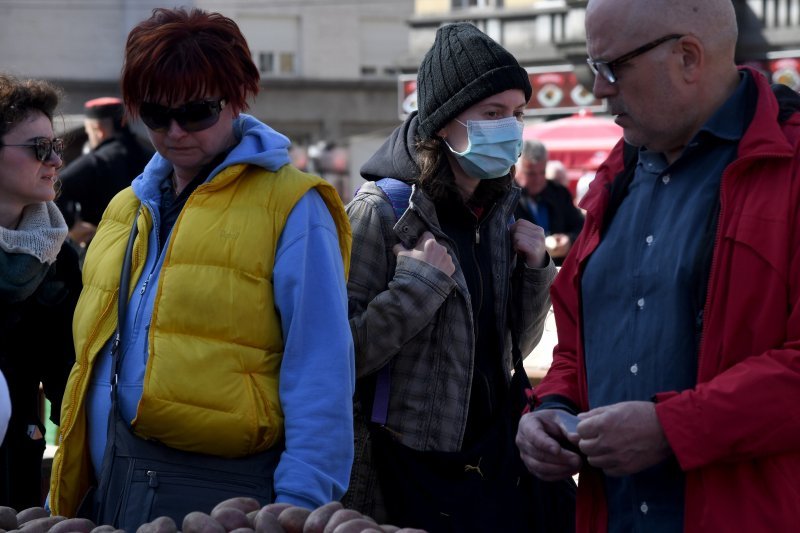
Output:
[139, 273, 152, 295]
[136, 468, 260, 489]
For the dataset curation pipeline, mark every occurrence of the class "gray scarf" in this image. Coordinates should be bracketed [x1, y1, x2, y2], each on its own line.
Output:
[0, 202, 68, 303]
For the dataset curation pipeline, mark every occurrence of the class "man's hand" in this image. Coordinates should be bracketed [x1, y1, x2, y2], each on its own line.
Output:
[393, 231, 455, 276]
[510, 219, 546, 268]
[516, 409, 582, 481]
[545, 233, 571, 259]
[68, 221, 97, 248]
[577, 401, 672, 477]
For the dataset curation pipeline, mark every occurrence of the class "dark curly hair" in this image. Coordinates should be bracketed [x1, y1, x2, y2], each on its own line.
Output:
[121, 7, 260, 117]
[415, 136, 512, 207]
[0, 73, 61, 141]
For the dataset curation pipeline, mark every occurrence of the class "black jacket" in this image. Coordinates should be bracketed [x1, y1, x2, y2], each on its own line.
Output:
[0, 243, 81, 509]
[57, 131, 153, 226]
[514, 181, 585, 265]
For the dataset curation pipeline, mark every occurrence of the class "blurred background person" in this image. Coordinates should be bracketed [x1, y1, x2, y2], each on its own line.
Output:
[56, 97, 153, 251]
[545, 159, 570, 189]
[0, 73, 81, 510]
[514, 139, 584, 265]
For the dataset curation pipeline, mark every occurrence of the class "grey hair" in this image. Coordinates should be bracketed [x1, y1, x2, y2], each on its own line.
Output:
[521, 139, 548, 163]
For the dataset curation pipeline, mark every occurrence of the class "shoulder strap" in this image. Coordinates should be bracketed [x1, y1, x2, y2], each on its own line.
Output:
[370, 178, 412, 426]
[375, 177, 412, 220]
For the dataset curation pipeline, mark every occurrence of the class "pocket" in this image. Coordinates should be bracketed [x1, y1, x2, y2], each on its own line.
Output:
[97, 418, 280, 531]
[117, 463, 272, 530]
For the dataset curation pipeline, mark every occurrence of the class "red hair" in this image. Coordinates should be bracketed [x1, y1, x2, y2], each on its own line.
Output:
[121, 8, 260, 117]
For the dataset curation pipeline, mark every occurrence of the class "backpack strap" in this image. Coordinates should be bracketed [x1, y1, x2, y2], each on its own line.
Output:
[370, 178, 412, 426]
[375, 178, 412, 220]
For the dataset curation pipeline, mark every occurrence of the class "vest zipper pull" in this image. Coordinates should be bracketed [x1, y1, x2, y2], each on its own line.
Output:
[475, 226, 480, 244]
[147, 470, 158, 488]
[140, 274, 151, 295]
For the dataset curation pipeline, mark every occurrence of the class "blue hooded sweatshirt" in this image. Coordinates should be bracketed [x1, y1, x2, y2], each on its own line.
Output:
[85, 114, 355, 509]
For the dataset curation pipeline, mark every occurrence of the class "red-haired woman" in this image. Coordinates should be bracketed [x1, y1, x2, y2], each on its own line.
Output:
[0, 73, 81, 509]
[49, 8, 354, 529]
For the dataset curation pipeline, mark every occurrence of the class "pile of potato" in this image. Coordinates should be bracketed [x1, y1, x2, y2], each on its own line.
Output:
[0, 497, 426, 533]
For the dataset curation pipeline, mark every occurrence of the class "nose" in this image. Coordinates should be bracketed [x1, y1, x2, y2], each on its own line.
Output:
[45, 150, 63, 167]
[592, 75, 618, 100]
[166, 119, 188, 137]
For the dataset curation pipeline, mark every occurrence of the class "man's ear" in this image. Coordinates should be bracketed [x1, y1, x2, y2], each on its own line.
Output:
[677, 35, 704, 83]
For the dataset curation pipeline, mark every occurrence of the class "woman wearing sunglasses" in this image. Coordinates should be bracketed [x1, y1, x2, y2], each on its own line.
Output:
[49, 8, 354, 528]
[0, 73, 81, 509]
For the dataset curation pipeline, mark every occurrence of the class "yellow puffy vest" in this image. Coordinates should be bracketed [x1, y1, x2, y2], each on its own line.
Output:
[50, 163, 351, 516]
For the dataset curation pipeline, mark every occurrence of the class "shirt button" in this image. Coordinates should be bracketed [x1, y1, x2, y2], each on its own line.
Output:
[640, 501, 649, 514]
[645, 235, 654, 245]
[637, 297, 645, 309]
[662, 174, 671, 184]
[630, 363, 638, 375]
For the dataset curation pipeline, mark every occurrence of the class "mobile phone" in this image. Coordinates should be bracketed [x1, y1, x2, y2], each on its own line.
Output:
[553, 410, 582, 455]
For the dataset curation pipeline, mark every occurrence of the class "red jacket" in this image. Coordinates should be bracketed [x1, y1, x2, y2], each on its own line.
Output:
[535, 68, 800, 532]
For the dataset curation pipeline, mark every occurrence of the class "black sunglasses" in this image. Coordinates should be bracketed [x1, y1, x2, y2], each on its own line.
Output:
[587, 34, 684, 85]
[3, 137, 65, 162]
[139, 98, 227, 133]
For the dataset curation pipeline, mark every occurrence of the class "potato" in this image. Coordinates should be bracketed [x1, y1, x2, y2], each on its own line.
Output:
[331, 518, 382, 533]
[261, 504, 293, 519]
[210, 507, 250, 532]
[253, 507, 285, 533]
[212, 498, 262, 516]
[228, 529, 255, 533]
[90, 526, 118, 533]
[0, 506, 18, 530]
[321, 510, 363, 533]
[277, 507, 311, 533]
[302, 501, 343, 533]
[378, 526, 400, 533]
[17, 515, 65, 533]
[48, 518, 96, 533]
[136, 516, 178, 533]
[182, 511, 226, 533]
[246, 510, 259, 528]
[14, 508, 49, 526]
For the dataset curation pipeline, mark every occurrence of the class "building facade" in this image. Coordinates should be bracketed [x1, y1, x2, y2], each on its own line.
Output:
[1, 0, 798, 199]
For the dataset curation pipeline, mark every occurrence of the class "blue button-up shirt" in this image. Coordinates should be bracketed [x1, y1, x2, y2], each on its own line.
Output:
[580, 71, 754, 533]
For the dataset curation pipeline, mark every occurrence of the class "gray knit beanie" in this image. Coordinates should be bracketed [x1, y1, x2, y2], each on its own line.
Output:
[416, 23, 532, 140]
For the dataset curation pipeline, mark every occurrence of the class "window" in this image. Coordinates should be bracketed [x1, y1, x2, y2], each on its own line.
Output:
[452, 0, 502, 7]
[258, 52, 274, 74]
[278, 52, 295, 74]
[257, 51, 295, 75]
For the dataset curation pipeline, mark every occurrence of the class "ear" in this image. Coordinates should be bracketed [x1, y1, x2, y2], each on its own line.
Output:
[676, 35, 704, 83]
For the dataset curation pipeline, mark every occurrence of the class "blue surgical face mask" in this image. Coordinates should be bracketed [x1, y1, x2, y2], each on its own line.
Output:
[444, 116, 524, 180]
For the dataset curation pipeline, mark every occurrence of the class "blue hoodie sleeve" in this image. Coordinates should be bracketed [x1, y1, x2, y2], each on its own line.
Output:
[272, 188, 355, 509]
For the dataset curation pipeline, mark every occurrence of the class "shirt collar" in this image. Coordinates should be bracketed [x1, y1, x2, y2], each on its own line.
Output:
[694, 69, 753, 143]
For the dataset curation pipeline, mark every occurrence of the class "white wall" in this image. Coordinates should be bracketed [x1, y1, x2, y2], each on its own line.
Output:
[0, 0, 164, 80]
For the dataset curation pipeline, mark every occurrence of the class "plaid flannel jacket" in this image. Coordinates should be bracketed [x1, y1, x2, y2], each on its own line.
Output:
[346, 181, 556, 452]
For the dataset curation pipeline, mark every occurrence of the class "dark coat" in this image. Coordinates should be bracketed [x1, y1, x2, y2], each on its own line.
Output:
[57, 131, 153, 226]
[0, 242, 81, 509]
[514, 180, 585, 265]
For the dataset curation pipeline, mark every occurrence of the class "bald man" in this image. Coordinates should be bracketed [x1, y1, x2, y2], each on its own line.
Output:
[516, 0, 800, 531]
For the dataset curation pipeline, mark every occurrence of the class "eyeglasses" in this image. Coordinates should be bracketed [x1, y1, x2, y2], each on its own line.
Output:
[586, 34, 684, 85]
[2, 137, 65, 162]
[139, 98, 227, 133]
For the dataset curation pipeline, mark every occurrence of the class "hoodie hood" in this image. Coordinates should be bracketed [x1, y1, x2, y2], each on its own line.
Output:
[132, 113, 292, 201]
[360, 112, 421, 184]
